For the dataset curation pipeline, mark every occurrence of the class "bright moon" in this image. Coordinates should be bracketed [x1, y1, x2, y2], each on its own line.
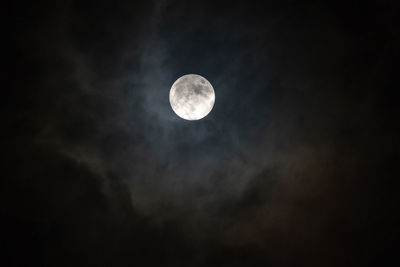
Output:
[169, 74, 215, 120]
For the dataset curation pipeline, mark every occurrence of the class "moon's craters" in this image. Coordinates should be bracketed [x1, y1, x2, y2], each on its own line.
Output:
[169, 74, 215, 120]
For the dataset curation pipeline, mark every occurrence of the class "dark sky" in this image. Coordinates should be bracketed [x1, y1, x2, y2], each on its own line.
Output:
[4, 0, 399, 266]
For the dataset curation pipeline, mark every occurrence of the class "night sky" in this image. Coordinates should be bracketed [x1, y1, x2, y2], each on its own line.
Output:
[4, 0, 399, 266]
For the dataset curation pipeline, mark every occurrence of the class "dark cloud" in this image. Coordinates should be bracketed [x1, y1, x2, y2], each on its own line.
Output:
[3, 0, 399, 266]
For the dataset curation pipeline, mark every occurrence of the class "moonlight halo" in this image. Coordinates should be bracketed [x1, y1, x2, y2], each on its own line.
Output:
[169, 74, 215, 120]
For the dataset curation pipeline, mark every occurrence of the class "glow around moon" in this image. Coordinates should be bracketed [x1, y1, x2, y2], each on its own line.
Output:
[169, 74, 215, 120]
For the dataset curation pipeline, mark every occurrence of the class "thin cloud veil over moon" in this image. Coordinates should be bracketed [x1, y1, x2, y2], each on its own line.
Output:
[169, 74, 215, 120]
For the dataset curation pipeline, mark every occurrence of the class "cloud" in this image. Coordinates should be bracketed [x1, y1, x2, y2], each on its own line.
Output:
[4, 0, 399, 266]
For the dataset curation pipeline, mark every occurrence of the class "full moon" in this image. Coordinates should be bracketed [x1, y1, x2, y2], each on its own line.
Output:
[169, 74, 215, 120]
